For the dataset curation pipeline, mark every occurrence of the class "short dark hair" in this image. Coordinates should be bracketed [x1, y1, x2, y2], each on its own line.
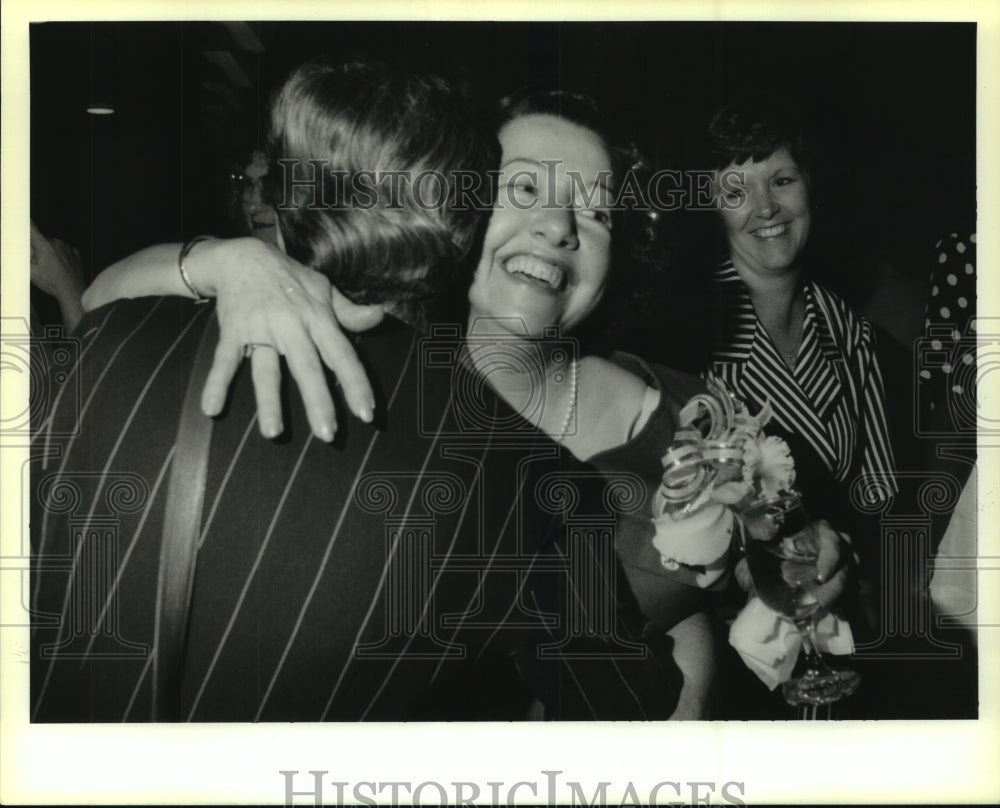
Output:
[706, 100, 810, 182]
[492, 89, 668, 354]
[266, 59, 495, 310]
[495, 89, 659, 266]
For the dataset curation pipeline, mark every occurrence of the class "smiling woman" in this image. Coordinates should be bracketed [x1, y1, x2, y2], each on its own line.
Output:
[716, 148, 811, 281]
[458, 89, 668, 459]
[75, 74, 729, 719]
[468, 113, 614, 338]
[704, 101, 900, 718]
[706, 102, 897, 514]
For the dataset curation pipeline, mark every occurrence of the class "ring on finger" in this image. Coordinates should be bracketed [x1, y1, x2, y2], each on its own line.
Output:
[243, 342, 275, 358]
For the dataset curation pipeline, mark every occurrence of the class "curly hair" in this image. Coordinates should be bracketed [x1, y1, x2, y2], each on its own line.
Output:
[265, 58, 496, 312]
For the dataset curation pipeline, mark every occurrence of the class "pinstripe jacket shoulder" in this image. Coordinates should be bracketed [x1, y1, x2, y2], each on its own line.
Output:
[31, 297, 684, 722]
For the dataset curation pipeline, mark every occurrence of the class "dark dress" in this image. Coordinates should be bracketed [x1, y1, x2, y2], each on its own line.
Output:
[588, 353, 716, 632]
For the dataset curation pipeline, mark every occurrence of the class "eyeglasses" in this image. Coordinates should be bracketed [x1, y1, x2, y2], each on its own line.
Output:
[228, 172, 264, 196]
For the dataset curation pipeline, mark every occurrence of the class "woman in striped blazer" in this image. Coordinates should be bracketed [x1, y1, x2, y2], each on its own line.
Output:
[702, 103, 900, 718]
[704, 103, 897, 544]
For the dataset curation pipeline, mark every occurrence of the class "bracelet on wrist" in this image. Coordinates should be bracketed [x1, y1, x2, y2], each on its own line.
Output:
[178, 236, 213, 303]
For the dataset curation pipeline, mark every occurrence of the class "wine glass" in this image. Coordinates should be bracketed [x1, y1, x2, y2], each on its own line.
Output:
[740, 492, 860, 707]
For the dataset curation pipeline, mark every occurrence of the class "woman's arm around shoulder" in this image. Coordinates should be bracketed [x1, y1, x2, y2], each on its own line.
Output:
[82, 237, 378, 441]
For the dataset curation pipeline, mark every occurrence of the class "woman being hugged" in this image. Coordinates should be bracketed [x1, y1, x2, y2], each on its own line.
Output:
[82, 79, 855, 719]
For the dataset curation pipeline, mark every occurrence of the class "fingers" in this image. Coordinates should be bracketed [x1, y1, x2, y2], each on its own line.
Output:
[734, 557, 754, 592]
[814, 565, 848, 610]
[280, 330, 337, 442]
[331, 287, 385, 332]
[813, 520, 844, 583]
[811, 520, 853, 609]
[203, 337, 335, 442]
[202, 244, 379, 437]
[309, 315, 375, 423]
[250, 347, 284, 438]
[201, 340, 243, 417]
[29, 219, 45, 244]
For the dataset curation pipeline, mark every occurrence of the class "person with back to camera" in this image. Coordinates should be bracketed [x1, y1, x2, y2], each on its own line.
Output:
[80, 74, 858, 717]
[33, 58, 722, 722]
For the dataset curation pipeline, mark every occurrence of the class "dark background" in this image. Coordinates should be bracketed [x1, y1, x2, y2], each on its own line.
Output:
[30, 21, 975, 332]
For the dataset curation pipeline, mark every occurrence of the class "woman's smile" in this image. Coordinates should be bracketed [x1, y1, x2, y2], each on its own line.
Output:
[717, 147, 811, 277]
[750, 222, 792, 239]
[501, 253, 570, 292]
[468, 113, 613, 337]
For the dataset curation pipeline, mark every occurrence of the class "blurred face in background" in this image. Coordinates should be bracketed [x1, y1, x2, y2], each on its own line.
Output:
[231, 149, 279, 245]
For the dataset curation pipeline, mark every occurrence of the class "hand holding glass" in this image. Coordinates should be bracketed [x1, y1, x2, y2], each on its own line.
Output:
[741, 493, 860, 706]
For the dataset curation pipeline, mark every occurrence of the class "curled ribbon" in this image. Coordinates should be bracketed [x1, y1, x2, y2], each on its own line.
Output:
[656, 377, 762, 516]
[651, 378, 794, 578]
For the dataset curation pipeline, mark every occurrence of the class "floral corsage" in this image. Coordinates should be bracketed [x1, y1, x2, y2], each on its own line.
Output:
[650, 376, 795, 587]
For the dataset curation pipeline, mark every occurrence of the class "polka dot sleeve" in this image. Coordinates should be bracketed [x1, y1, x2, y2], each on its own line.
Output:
[919, 232, 977, 431]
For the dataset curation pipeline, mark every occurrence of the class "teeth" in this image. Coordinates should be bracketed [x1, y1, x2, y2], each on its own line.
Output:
[503, 255, 565, 290]
[753, 223, 789, 238]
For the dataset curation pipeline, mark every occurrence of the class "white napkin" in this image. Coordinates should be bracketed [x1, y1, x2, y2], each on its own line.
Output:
[728, 596, 854, 690]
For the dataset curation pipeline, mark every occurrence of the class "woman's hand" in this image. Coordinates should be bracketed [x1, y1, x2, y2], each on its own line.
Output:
[190, 238, 380, 441]
[810, 520, 855, 609]
[735, 519, 855, 609]
[30, 221, 86, 332]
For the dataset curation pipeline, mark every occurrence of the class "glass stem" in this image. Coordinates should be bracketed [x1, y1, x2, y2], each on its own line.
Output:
[735, 516, 748, 554]
[795, 617, 834, 676]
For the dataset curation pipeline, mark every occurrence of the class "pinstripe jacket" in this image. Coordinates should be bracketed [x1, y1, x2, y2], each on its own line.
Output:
[30, 296, 685, 722]
[710, 261, 898, 525]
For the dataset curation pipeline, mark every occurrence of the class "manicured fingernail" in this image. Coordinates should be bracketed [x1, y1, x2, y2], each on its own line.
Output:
[262, 419, 282, 438]
[358, 405, 373, 424]
[319, 424, 334, 442]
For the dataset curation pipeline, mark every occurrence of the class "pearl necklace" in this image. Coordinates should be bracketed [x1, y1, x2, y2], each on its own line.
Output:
[553, 358, 579, 443]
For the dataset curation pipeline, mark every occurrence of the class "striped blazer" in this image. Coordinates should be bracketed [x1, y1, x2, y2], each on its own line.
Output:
[30, 297, 683, 722]
[710, 261, 898, 506]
